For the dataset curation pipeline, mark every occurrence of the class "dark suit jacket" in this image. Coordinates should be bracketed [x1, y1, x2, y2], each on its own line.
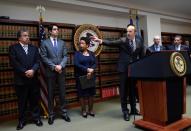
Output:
[167, 44, 189, 51]
[9, 43, 40, 85]
[40, 38, 67, 76]
[146, 44, 166, 54]
[102, 36, 145, 72]
[74, 51, 96, 77]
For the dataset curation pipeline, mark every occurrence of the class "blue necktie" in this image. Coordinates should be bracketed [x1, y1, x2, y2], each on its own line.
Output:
[53, 39, 58, 54]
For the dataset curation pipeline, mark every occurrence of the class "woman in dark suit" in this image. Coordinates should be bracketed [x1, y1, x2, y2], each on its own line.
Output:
[74, 37, 96, 118]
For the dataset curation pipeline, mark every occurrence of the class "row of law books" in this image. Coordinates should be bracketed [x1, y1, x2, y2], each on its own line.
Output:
[0, 86, 17, 103]
[162, 35, 171, 43]
[99, 64, 117, 73]
[0, 56, 12, 70]
[0, 25, 38, 38]
[65, 41, 74, 53]
[0, 40, 15, 54]
[31, 41, 39, 47]
[65, 92, 78, 102]
[58, 28, 73, 40]
[43, 27, 73, 40]
[99, 53, 119, 63]
[0, 101, 18, 116]
[0, 40, 39, 54]
[0, 71, 14, 86]
[67, 54, 74, 65]
[102, 46, 119, 52]
[65, 66, 74, 78]
[65, 83, 76, 93]
[101, 31, 121, 40]
[100, 75, 119, 86]
[101, 86, 119, 98]
[52, 93, 78, 105]
[101, 80, 119, 87]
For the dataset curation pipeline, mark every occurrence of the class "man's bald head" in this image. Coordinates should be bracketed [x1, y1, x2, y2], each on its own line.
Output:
[153, 35, 161, 45]
[127, 24, 136, 40]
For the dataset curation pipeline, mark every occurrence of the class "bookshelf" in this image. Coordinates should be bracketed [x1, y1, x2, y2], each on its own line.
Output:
[0, 19, 39, 121]
[161, 32, 191, 46]
[0, 19, 125, 121]
[98, 26, 125, 99]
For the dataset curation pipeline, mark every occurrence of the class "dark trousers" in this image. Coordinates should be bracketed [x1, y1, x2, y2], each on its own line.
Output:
[46, 71, 67, 117]
[15, 84, 40, 122]
[119, 72, 137, 113]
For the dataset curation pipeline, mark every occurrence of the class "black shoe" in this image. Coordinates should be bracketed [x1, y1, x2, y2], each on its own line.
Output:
[130, 108, 140, 115]
[48, 116, 54, 125]
[16, 121, 26, 130]
[62, 113, 71, 122]
[82, 112, 87, 118]
[123, 112, 130, 121]
[88, 112, 95, 117]
[34, 119, 43, 127]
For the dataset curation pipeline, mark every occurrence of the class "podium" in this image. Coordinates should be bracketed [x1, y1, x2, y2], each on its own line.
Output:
[128, 51, 191, 131]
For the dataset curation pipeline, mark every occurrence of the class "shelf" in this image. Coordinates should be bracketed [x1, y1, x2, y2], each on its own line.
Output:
[98, 26, 125, 32]
[99, 61, 118, 64]
[0, 84, 14, 87]
[0, 37, 39, 40]
[101, 83, 119, 88]
[101, 50, 119, 53]
[61, 39, 73, 42]
[99, 72, 119, 76]
[0, 68, 13, 71]
[0, 97, 17, 103]
[0, 98, 17, 104]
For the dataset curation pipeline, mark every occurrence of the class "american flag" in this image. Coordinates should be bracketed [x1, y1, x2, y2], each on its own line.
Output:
[135, 15, 142, 38]
[130, 18, 133, 25]
[39, 24, 46, 43]
[38, 22, 49, 118]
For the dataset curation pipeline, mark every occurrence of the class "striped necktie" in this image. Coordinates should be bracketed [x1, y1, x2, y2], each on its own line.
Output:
[23, 45, 28, 54]
[129, 40, 134, 51]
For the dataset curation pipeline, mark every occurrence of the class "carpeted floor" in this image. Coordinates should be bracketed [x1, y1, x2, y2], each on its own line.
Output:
[0, 87, 191, 131]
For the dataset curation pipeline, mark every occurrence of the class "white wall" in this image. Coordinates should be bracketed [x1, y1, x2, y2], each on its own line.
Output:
[0, 1, 191, 46]
[0, 1, 130, 28]
[161, 20, 191, 34]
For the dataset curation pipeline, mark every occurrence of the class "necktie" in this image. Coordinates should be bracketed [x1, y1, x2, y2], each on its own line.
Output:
[23, 45, 28, 54]
[129, 40, 134, 51]
[175, 45, 180, 51]
[155, 45, 160, 52]
[53, 39, 58, 53]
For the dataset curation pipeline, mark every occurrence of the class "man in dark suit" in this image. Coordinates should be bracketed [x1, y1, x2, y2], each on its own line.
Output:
[9, 29, 43, 130]
[40, 25, 70, 125]
[146, 35, 166, 54]
[167, 35, 189, 51]
[93, 24, 145, 121]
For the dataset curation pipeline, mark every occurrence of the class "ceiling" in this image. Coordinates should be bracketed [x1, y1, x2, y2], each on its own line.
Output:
[3, 0, 191, 19]
[80, 0, 191, 19]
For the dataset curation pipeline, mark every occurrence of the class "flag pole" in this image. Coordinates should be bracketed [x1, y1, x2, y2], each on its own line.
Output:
[36, 5, 48, 118]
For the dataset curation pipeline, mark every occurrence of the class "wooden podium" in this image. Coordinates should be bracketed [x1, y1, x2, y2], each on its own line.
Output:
[128, 51, 191, 131]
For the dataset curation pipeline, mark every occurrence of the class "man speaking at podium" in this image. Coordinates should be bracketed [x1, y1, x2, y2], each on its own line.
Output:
[92, 24, 145, 121]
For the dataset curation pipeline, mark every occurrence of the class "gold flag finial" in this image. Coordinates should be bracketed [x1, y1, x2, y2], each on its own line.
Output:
[36, 5, 46, 22]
